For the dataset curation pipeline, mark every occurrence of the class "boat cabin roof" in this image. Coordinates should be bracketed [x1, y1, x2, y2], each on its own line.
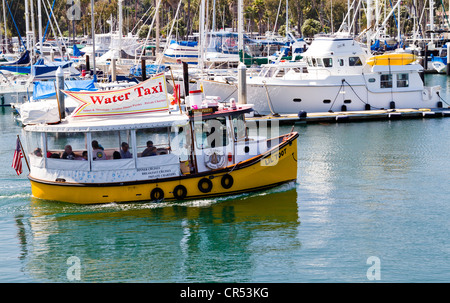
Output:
[187, 105, 253, 121]
[24, 111, 190, 133]
[24, 105, 253, 133]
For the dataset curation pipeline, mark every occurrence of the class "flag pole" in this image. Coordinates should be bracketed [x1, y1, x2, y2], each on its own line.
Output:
[17, 135, 30, 172]
[169, 66, 182, 114]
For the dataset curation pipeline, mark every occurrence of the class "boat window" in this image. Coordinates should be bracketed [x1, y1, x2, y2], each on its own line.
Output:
[46, 132, 87, 160]
[349, 56, 363, 66]
[136, 127, 171, 157]
[265, 67, 277, 77]
[316, 58, 324, 67]
[26, 132, 44, 158]
[306, 57, 313, 67]
[91, 130, 132, 160]
[396, 73, 409, 88]
[380, 74, 393, 88]
[339, 58, 344, 66]
[194, 117, 229, 149]
[323, 58, 333, 67]
[275, 68, 286, 77]
[232, 114, 247, 141]
[311, 58, 317, 67]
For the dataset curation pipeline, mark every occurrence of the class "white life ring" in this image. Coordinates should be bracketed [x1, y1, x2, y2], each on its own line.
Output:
[204, 148, 226, 170]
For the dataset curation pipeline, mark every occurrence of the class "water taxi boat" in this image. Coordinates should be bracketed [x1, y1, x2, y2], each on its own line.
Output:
[22, 73, 298, 204]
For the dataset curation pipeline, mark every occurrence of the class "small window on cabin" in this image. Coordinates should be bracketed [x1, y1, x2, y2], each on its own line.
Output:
[306, 57, 313, 67]
[380, 74, 393, 88]
[316, 58, 324, 67]
[136, 127, 171, 157]
[311, 58, 317, 67]
[349, 56, 363, 66]
[46, 132, 87, 160]
[339, 59, 345, 66]
[91, 130, 132, 160]
[232, 114, 246, 141]
[397, 73, 409, 88]
[323, 58, 333, 67]
[194, 117, 229, 149]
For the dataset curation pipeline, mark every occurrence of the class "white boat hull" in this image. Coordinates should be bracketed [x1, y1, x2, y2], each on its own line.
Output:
[201, 76, 441, 114]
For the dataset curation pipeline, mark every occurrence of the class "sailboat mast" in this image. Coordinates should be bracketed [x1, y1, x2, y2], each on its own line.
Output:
[91, 0, 96, 81]
[118, 0, 123, 50]
[238, 0, 243, 59]
[286, 0, 288, 35]
[2, 0, 7, 52]
[25, 0, 30, 50]
[430, 0, 434, 43]
[38, 0, 43, 53]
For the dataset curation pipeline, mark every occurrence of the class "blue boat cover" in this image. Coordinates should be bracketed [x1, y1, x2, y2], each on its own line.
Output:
[0, 50, 30, 66]
[129, 64, 168, 78]
[73, 44, 84, 57]
[31, 61, 76, 79]
[32, 79, 97, 100]
[170, 40, 198, 47]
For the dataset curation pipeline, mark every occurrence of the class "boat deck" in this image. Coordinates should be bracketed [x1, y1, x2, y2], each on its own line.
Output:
[247, 108, 450, 124]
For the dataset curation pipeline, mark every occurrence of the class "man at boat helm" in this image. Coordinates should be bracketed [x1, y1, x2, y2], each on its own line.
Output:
[92, 140, 106, 160]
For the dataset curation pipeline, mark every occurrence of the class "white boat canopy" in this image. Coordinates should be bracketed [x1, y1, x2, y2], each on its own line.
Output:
[24, 111, 190, 133]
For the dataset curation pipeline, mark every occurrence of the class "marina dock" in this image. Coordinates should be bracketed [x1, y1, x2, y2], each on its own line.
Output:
[248, 107, 450, 125]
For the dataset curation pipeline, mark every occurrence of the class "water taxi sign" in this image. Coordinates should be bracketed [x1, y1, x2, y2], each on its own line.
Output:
[64, 73, 170, 117]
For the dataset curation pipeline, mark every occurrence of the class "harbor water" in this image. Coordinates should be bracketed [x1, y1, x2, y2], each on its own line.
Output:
[0, 74, 449, 283]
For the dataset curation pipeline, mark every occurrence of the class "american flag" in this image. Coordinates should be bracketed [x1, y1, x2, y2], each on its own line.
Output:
[12, 138, 23, 175]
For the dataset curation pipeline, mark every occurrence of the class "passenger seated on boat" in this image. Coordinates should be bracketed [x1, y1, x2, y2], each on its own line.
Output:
[33, 148, 42, 157]
[62, 145, 75, 160]
[113, 151, 121, 159]
[92, 140, 106, 160]
[120, 142, 132, 159]
[141, 141, 155, 157]
[81, 151, 88, 161]
[148, 146, 157, 156]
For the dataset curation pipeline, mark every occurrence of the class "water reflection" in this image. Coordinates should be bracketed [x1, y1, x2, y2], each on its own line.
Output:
[16, 186, 299, 282]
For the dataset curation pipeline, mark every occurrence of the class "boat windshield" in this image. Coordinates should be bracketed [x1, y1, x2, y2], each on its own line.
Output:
[193, 117, 229, 149]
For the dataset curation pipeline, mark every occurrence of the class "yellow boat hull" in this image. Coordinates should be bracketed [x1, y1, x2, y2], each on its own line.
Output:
[366, 53, 417, 66]
[29, 134, 299, 205]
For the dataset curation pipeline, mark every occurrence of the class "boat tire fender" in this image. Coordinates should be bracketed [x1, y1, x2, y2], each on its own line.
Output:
[173, 185, 187, 200]
[198, 178, 213, 193]
[150, 187, 164, 201]
[221, 174, 234, 189]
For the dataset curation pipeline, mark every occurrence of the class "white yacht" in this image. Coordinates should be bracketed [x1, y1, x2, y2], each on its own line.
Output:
[200, 34, 442, 115]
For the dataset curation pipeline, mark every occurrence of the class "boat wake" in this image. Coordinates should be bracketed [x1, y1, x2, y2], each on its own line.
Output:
[84, 181, 298, 212]
[0, 193, 32, 200]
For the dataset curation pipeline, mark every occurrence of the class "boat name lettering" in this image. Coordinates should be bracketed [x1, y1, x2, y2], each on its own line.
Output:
[263, 147, 286, 166]
[90, 92, 131, 105]
[134, 82, 164, 97]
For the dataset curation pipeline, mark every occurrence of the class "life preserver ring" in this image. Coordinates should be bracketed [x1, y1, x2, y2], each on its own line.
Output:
[221, 174, 234, 189]
[204, 148, 226, 170]
[150, 187, 164, 201]
[198, 178, 213, 193]
[173, 185, 187, 200]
